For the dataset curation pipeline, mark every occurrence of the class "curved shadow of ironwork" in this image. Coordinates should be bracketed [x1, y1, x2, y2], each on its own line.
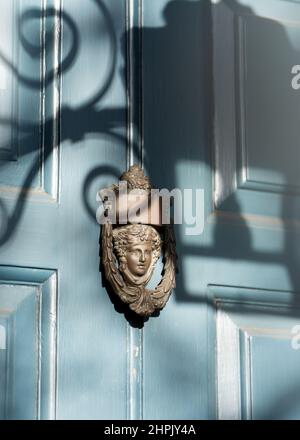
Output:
[0, 8, 79, 89]
[0, 0, 139, 245]
[82, 164, 121, 221]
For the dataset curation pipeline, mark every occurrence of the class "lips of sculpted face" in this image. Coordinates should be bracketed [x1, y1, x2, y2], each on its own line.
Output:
[125, 243, 152, 277]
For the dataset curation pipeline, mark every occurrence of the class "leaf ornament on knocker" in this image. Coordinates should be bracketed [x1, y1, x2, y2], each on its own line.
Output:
[99, 165, 177, 317]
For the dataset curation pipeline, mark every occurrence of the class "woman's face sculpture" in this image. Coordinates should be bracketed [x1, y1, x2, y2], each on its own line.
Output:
[126, 242, 153, 277]
[113, 224, 161, 286]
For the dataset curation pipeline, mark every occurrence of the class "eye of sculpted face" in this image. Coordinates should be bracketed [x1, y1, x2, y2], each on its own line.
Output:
[126, 243, 153, 276]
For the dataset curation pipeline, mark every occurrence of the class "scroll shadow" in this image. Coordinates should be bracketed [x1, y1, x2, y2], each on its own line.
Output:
[0, 0, 140, 246]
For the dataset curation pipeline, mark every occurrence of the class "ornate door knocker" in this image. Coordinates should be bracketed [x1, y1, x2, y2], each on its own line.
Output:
[99, 165, 177, 317]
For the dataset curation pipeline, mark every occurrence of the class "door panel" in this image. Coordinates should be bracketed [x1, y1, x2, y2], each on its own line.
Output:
[210, 0, 300, 419]
[0, 267, 56, 420]
[0, 0, 128, 420]
[141, 0, 300, 420]
[213, 0, 300, 218]
[0, 0, 58, 197]
[211, 285, 300, 420]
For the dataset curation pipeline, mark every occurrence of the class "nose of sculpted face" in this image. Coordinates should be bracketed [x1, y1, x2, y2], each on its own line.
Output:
[139, 250, 146, 263]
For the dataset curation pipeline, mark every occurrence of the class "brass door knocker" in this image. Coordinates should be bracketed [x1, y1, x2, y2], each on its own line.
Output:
[99, 165, 177, 317]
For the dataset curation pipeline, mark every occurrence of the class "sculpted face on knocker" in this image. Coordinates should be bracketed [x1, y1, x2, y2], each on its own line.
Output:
[112, 224, 161, 286]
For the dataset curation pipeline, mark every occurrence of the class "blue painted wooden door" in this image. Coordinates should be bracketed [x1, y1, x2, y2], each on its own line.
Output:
[1, 0, 300, 420]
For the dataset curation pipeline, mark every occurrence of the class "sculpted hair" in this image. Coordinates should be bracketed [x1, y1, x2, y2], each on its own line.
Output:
[112, 224, 162, 262]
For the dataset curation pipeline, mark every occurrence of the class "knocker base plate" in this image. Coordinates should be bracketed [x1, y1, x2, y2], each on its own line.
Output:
[100, 165, 177, 318]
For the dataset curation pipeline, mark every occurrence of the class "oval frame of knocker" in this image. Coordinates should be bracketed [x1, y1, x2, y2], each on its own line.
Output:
[100, 165, 177, 318]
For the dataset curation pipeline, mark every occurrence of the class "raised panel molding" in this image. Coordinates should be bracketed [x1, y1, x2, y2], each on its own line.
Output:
[209, 285, 300, 420]
[236, 14, 300, 196]
[0, 0, 17, 163]
[212, 0, 300, 222]
[0, 266, 57, 420]
[0, 0, 61, 202]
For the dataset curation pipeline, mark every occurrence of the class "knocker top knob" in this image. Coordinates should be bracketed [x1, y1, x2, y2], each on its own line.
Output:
[98, 164, 162, 227]
[119, 164, 152, 191]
